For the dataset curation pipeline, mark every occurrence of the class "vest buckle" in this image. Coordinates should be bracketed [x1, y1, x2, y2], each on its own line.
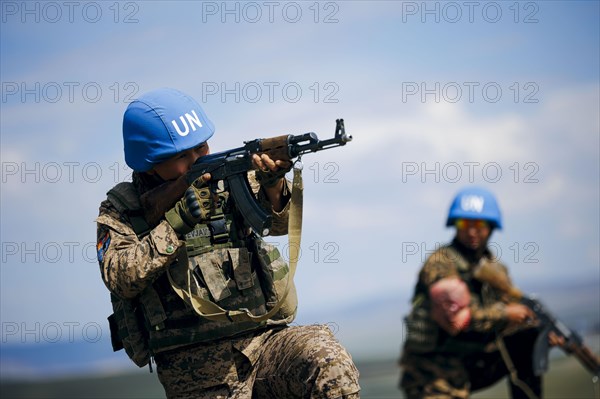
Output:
[209, 219, 229, 244]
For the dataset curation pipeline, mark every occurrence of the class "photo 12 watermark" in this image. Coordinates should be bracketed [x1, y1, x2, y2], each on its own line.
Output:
[266, 241, 341, 264]
[1, 241, 98, 264]
[400, 241, 540, 264]
[1, 161, 129, 185]
[2, 82, 139, 104]
[200, 1, 340, 24]
[0, 238, 342, 267]
[1, 1, 140, 24]
[400, 161, 540, 184]
[401, 82, 540, 104]
[2, 321, 103, 344]
[1, 160, 343, 185]
[308, 162, 340, 184]
[200, 81, 339, 104]
[400, 1, 540, 24]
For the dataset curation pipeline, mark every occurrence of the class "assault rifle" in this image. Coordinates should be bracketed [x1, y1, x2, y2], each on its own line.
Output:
[140, 119, 352, 234]
[474, 261, 600, 376]
[519, 296, 600, 376]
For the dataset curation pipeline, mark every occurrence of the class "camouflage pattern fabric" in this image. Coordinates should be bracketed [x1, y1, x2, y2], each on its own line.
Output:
[399, 240, 540, 398]
[400, 352, 470, 399]
[97, 206, 182, 299]
[400, 326, 541, 399]
[154, 325, 360, 399]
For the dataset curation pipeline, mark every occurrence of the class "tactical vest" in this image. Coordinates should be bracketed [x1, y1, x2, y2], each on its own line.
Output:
[106, 181, 297, 368]
[403, 245, 490, 355]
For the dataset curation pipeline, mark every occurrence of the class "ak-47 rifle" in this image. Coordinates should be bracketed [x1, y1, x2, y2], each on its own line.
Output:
[474, 261, 600, 377]
[519, 296, 600, 376]
[140, 119, 352, 234]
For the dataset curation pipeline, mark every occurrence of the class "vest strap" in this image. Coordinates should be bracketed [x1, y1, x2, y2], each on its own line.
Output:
[230, 248, 253, 291]
[168, 167, 303, 323]
[107, 183, 151, 237]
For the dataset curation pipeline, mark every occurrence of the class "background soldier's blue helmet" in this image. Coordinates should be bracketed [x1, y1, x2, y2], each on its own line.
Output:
[123, 88, 215, 172]
[446, 186, 503, 229]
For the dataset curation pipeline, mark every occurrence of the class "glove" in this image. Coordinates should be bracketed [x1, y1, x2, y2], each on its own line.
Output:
[165, 181, 213, 235]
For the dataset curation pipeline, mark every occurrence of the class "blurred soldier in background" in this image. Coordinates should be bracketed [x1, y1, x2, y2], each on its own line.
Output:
[398, 186, 560, 399]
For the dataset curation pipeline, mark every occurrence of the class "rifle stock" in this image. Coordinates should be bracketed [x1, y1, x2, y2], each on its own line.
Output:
[139, 174, 190, 228]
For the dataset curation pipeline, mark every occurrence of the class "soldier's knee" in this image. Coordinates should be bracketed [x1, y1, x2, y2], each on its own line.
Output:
[261, 325, 360, 398]
[303, 325, 360, 398]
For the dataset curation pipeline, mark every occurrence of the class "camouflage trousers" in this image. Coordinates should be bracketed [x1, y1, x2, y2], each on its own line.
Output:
[399, 328, 542, 399]
[154, 324, 360, 399]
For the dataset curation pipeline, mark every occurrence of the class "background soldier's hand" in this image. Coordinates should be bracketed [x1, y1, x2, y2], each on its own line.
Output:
[165, 173, 212, 235]
[548, 331, 566, 348]
[505, 303, 535, 325]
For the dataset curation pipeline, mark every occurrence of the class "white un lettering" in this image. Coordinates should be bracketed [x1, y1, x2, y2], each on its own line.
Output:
[460, 195, 484, 213]
[171, 110, 203, 137]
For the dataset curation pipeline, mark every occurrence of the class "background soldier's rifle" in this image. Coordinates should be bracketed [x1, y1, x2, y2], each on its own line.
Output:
[519, 296, 600, 376]
[140, 119, 352, 235]
[474, 261, 600, 376]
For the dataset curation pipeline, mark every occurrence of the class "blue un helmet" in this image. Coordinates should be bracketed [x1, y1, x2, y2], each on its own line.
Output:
[446, 186, 503, 230]
[123, 88, 215, 172]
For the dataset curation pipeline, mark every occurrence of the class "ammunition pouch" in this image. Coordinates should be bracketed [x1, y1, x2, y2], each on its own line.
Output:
[165, 236, 297, 326]
[253, 238, 297, 321]
[108, 293, 151, 367]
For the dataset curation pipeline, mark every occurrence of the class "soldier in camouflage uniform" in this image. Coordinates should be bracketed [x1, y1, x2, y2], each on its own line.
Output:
[96, 88, 360, 398]
[399, 187, 548, 399]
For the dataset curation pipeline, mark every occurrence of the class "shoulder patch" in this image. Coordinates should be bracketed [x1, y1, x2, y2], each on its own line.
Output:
[97, 231, 111, 263]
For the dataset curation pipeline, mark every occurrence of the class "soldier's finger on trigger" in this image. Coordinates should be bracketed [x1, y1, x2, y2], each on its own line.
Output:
[193, 174, 211, 188]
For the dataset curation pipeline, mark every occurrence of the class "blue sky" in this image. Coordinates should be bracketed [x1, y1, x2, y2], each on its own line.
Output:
[1, 0, 599, 373]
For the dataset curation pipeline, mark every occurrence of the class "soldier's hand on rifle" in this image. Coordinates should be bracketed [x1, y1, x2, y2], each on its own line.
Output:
[253, 153, 292, 212]
[165, 173, 213, 235]
[252, 153, 292, 187]
[548, 331, 566, 348]
[505, 303, 535, 326]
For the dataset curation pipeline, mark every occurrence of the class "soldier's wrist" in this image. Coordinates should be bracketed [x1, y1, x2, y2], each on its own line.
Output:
[165, 207, 194, 235]
[256, 168, 288, 188]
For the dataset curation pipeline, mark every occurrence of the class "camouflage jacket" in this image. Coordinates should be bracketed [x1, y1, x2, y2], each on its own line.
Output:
[403, 239, 511, 355]
[96, 172, 291, 299]
[96, 171, 296, 360]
